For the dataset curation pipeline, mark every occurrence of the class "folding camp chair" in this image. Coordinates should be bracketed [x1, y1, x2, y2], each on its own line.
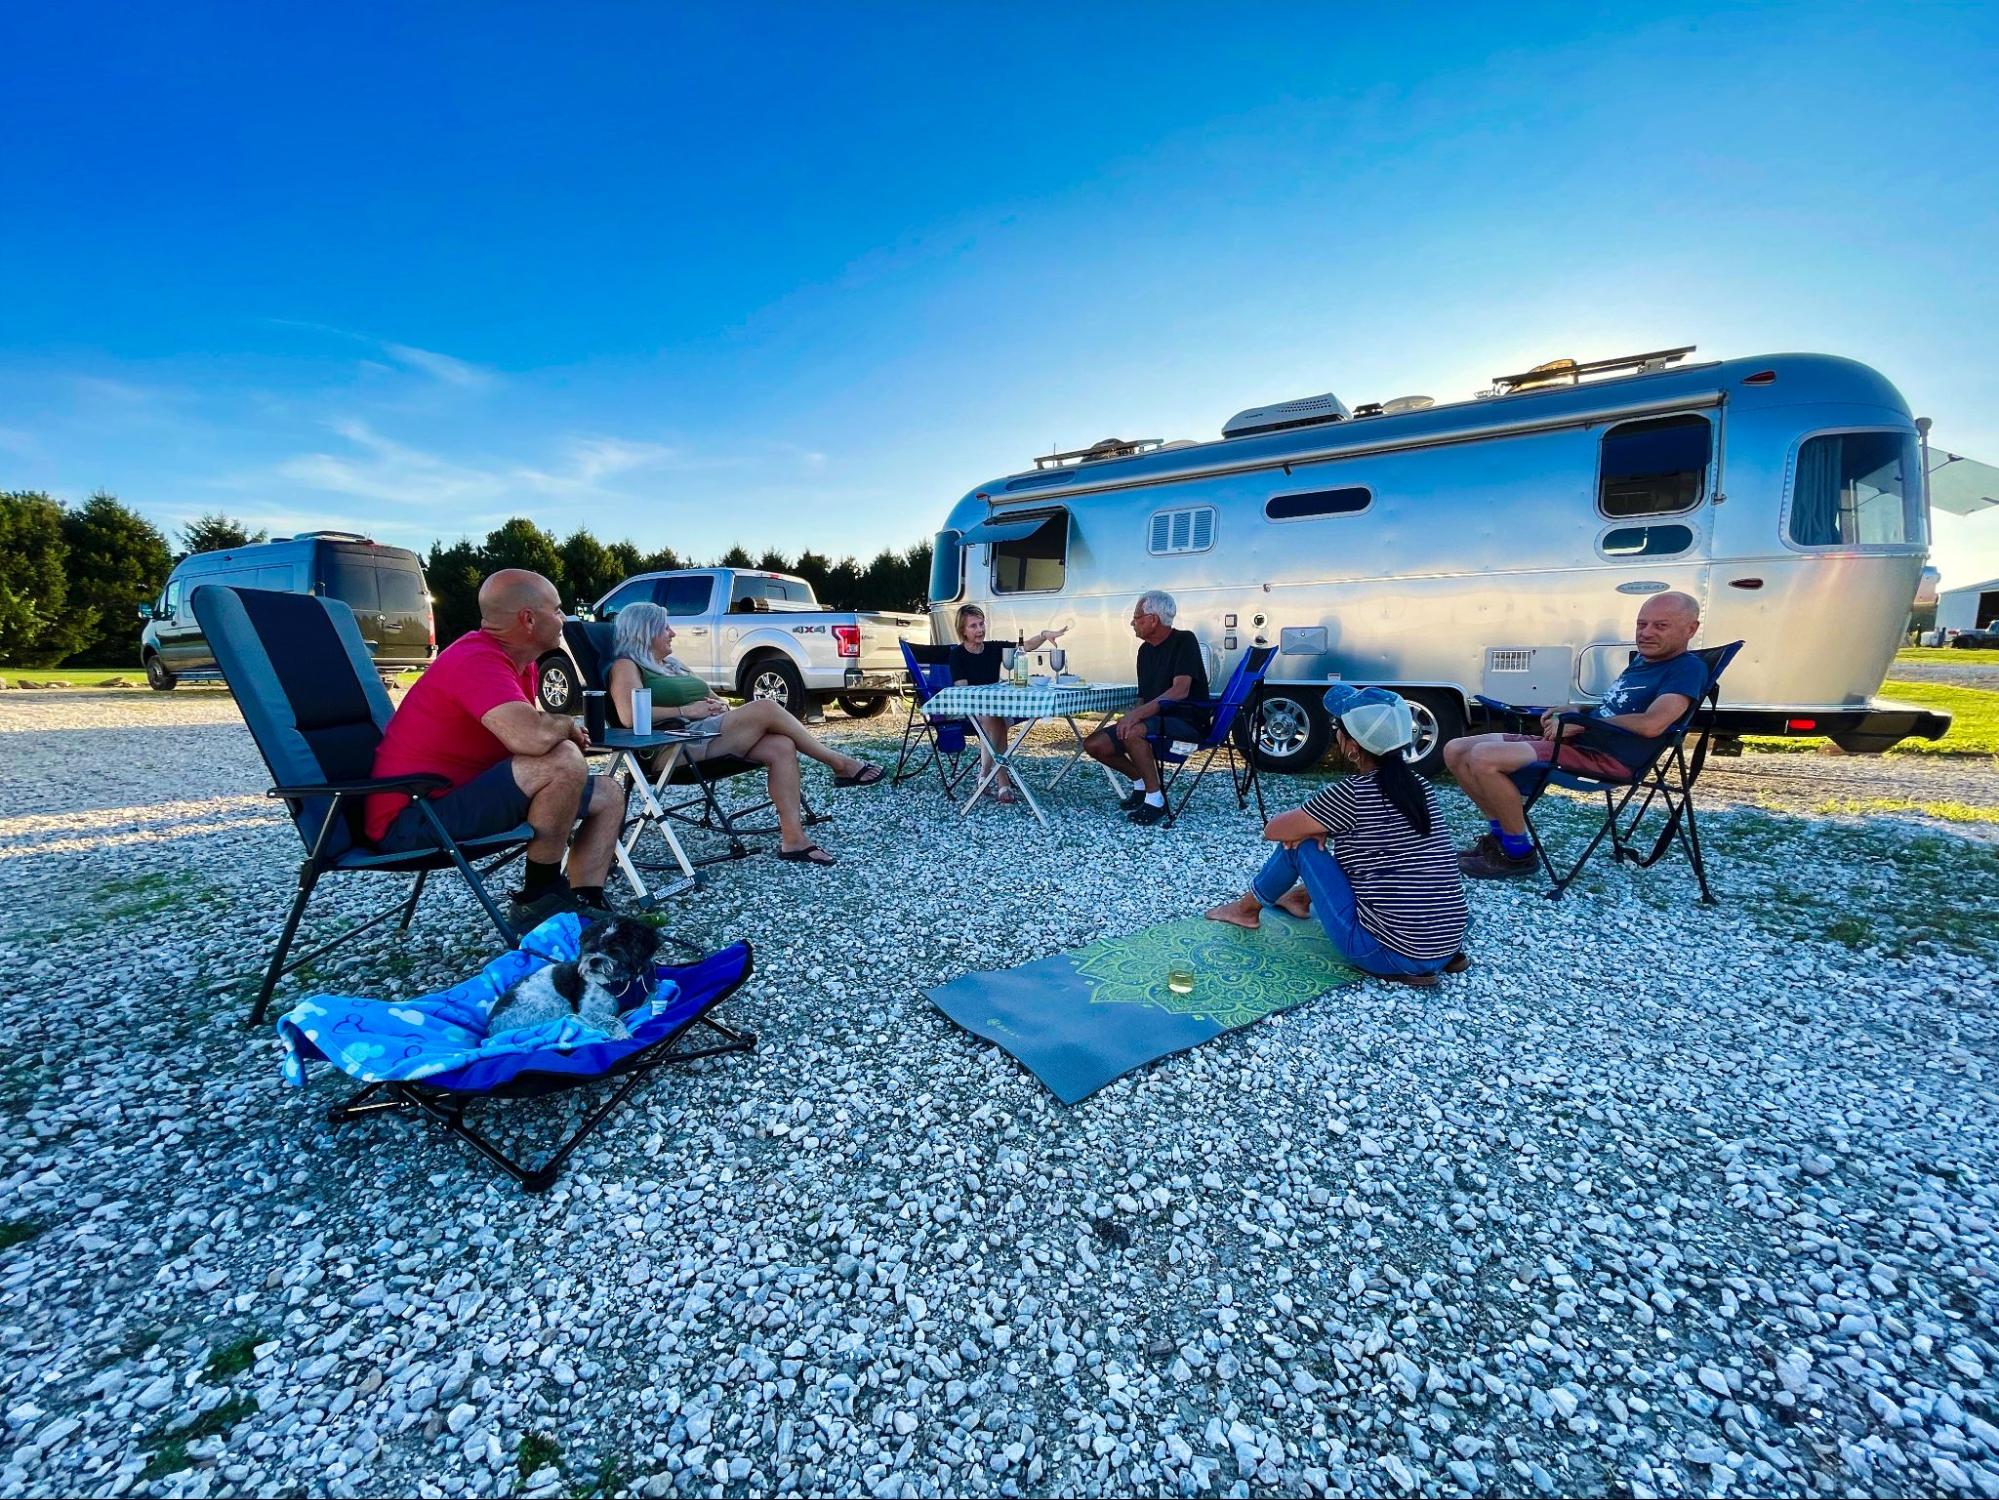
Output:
[1156, 644, 1278, 827]
[281, 916, 756, 1192]
[1478, 640, 1743, 904]
[190, 585, 534, 1028]
[891, 640, 973, 794]
[561, 621, 824, 864]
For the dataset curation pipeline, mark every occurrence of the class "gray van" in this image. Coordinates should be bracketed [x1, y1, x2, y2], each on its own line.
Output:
[139, 532, 435, 690]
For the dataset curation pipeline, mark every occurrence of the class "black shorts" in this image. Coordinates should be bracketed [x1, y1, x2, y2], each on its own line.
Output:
[1145, 714, 1212, 748]
[374, 760, 595, 853]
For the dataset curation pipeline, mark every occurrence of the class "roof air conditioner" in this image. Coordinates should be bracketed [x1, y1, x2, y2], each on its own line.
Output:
[1222, 392, 1350, 440]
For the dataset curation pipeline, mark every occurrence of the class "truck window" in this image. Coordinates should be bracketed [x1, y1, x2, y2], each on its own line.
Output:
[597, 579, 654, 619]
[660, 576, 712, 616]
[992, 513, 1067, 594]
[1598, 413, 1710, 517]
[322, 555, 381, 612]
[1787, 431, 1924, 548]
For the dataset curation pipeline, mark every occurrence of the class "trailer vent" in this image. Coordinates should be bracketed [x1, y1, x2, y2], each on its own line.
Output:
[1487, 649, 1535, 674]
[1148, 505, 1216, 556]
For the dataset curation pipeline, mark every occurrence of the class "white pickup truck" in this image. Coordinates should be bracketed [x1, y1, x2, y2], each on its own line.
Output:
[535, 566, 925, 719]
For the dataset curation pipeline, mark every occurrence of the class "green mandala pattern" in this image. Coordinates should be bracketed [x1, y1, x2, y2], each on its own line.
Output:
[1068, 915, 1359, 1030]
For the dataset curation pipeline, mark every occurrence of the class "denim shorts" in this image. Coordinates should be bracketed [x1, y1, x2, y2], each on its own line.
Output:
[374, 760, 595, 852]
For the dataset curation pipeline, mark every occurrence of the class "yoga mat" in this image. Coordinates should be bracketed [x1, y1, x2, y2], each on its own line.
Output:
[926, 914, 1360, 1104]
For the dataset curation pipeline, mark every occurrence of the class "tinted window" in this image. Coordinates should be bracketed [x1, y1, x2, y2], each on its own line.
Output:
[660, 576, 712, 616]
[1600, 524, 1695, 558]
[929, 530, 963, 604]
[991, 513, 1067, 593]
[323, 556, 380, 611]
[163, 579, 184, 615]
[378, 567, 426, 613]
[1788, 431, 1923, 547]
[1599, 414, 1710, 517]
[1265, 486, 1371, 521]
[597, 580, 654, 618]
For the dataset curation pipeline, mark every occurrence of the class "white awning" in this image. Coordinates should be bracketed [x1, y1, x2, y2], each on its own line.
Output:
[1929, 450, 1999, 517]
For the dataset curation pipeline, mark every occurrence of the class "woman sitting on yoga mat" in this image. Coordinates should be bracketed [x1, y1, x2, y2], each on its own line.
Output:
[1206, 685, 1470, 987]
[607, 602, 881, 866]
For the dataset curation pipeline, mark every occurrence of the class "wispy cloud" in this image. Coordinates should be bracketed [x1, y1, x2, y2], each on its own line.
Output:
[379, 341, 495, 389]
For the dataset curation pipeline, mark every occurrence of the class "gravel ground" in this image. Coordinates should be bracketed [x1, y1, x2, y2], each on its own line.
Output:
[3, 690, 1997, 1500]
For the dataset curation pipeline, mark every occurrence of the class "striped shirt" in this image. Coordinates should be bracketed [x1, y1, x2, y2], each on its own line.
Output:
[1301, 774, 1470, 961]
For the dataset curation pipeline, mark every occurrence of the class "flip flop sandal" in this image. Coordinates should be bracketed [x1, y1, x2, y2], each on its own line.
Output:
[776, 844, 837, 865]
[833, 763, 885, 787]
[993, 786, 1018, 805]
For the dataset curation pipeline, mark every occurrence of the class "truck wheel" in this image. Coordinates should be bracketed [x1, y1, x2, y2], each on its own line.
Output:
[536, 651, 579, 713]
[1248, 688, 1330, 774]
[837, 693, 889, 719]
[1398, 690, 1465, 778]
[743, 656, 806, 713]
[144, 654, 177, 692]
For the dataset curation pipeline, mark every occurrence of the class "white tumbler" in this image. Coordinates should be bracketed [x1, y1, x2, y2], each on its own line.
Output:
[630, 686, 653, 731]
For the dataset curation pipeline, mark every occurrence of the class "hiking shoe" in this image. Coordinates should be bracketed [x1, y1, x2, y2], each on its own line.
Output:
[1461, 832, 1501, 860]
[1128, 800, 1169, 826]
[1458, 843, 1538, 880]
[1443, 951, 1473, 974]
[509, 882, 578, 930]
[1118, 789, 1148, 812]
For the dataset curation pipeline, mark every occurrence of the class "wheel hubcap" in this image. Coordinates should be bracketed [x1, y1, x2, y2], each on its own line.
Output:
[541, 666, 571, 708]
[1257, 698, 1311, 758]
[1403, 701, 1439, 764]
[754, 672, 789, 703]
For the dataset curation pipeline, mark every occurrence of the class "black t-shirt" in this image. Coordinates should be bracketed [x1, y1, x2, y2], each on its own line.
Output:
[1137, 629, 1210, 721]
[948, 639, 1017, 686]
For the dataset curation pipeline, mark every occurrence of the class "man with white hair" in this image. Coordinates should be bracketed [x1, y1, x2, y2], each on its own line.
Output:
[1443, 590, 1707, 879]
[1083, 589, 1211, 825]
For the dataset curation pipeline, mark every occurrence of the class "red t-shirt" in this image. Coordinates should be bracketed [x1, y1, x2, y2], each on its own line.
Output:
[363, 631, 537, 843]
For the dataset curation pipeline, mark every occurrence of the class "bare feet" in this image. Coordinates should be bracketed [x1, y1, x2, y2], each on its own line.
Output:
[1274, 887, 1312, 921]
[1205, 893, 1261, 929]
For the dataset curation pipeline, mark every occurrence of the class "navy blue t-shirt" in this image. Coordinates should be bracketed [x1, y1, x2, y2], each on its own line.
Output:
[1591, 651, 1709, 767]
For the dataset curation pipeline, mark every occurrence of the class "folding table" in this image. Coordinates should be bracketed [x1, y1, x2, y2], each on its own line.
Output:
[920, 681, 1139, 826]
[591, 727, 700, 907]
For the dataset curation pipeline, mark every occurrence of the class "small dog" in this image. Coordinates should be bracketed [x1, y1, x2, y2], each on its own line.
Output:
[486, 917, 662, 1040]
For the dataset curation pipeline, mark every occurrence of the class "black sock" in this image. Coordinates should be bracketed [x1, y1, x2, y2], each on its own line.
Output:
[573, 885, 605, 908]
[522, 859, 563, 897]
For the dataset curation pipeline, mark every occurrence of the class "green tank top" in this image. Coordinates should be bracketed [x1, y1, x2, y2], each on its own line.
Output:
[633, 661, 712, 708]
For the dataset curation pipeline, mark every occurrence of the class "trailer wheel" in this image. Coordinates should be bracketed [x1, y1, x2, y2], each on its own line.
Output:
[1398, 690, 1464, 778]
[1248, 688, 1330, 774]
[536, 651, 579, 713]
[836, 693, 889, 718]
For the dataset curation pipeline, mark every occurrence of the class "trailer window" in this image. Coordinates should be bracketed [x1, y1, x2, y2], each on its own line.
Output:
[1148, 506, 1216, 555]
[929, 530, 964, 603]
[1600, 523, 1695, 558]
[1787, 431, 1924, 548]
[991, 513, 1067, 594]
[1265, 486, 1370, 521]
[1598, 414, 1710, 517]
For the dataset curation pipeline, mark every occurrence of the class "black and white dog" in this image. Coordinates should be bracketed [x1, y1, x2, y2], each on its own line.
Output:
[486, 917, 662, 1040]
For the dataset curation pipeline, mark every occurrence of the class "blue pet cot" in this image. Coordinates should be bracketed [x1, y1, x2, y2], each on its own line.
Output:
[277, 914, 755, 1191]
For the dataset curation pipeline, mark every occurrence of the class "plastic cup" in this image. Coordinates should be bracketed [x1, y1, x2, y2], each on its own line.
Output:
[1167, 965, 1195, 997]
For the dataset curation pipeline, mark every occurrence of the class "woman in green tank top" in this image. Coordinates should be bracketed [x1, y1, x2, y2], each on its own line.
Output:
[606, 601, 881, 865]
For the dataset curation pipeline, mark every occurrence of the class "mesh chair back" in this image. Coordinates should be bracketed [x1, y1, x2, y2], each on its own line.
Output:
[191, 584, 392, 859]
[562, 619, 616, 693]
[899, 639, 966, 755]
[1206, 645, 1277, 744]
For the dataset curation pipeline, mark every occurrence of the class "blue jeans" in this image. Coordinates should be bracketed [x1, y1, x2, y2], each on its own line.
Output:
[1251, 840, 1448, 977]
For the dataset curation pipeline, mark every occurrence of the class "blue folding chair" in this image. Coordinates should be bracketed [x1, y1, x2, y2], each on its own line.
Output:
[191, 585, 534, 1027]
[1477, 640, 1743, 904]
[1156, 644, 1278, 826]
[891, 640, 973, 794]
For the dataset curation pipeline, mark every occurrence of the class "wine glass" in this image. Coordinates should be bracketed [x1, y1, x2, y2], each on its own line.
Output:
[1001, 646, 1018, 682]
[1049, 647, 1068, 680]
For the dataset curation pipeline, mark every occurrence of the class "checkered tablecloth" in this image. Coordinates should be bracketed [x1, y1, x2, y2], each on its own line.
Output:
[923, 682, 1138, 720]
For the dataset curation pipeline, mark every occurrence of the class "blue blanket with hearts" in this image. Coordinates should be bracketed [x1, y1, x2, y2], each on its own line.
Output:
[276, 913, 683, 1091]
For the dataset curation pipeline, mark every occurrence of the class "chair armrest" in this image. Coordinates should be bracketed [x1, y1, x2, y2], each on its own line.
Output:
[1473, 693, 1548, 717]
[267, 774, 451, 799]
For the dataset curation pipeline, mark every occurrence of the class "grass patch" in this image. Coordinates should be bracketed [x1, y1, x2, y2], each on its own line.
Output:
[203, 1332, 267, 1382]
[0, 1221, 44, 1252]
[94, 872, 212, 923]
[138, 1395, 259, 1482]
[1813, 796, 1999, 826]
[1, 668, 149, 687]
[518, 1432, 564, 1480]
[1897, 646, 1999, 666]
[1744, 678, 1999, 757]
[570, 1455, 624, 1498]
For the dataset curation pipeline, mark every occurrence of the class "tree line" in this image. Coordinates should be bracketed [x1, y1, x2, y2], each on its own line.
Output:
[0, 490, 932, 667]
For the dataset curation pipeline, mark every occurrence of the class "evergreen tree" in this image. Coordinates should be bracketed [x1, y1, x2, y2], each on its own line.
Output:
[481, 518, 566, 587]
[639, 544, 684, 574]
[61, 492, 174, 664]
[756, 549, 792, 575]
[605, 540, 644, 581]
[557, 528, 618, 610]
[179, 512, 268, 557]
[0, 491, 92, 665]
[717, 544, 756, 569]
[425, 538, 486, 645]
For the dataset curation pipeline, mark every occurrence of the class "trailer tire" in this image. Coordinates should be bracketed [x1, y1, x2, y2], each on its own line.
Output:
[536, 651, 579, 714]
[837, 693, 889, 718]
[144, 653, 177, 692]
[1398, 690, 1464, 778]
[742, 654, 806, 713]
[1248, 688, 1331, 775]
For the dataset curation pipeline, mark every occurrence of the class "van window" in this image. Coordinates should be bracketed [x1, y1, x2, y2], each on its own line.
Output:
[163, 579, 184, 617]
[661, 576, 712, 616]
[929, 530, 963, 604]
[1265, 486, 1371, 521]
[1787, 431, 1924, 548]
[378, 567, 426, 614]
[991, 513, 1067, 594]
[1600, 523, 1695, 558]
[1598, 413, 1710, 517]
[1148, 506, 1216, 555]
[323, 555, 381, 612]
[597, 579, 654, 619]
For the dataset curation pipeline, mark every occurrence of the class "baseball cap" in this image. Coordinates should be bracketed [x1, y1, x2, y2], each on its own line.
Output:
[1321, 684, 1415, 756]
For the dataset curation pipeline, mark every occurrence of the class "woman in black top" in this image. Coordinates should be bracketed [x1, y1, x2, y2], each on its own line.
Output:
[950, 603, 1067, 804]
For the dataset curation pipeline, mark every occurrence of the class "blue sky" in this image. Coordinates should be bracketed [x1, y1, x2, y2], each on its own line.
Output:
[4, 2, 1997, 584]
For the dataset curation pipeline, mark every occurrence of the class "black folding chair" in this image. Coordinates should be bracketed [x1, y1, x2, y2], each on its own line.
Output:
[191, 585, 533, 1026]
[1480, 640, 1743, 904]
[561, 620, 825, 864]
[1156, 645, 1277, 827]
[891, 640, 974, 795]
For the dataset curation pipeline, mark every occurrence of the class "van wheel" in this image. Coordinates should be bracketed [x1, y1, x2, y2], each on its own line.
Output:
[837, 693, 889, 718]
[744, 656, 805, 712]
[536, 652, 579, 713]
[1248, 688, 1330, 774]
[1399, 690, 1465, 777]
[144, 655, 177, 692]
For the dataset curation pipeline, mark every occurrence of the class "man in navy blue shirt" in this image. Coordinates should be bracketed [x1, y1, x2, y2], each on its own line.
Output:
[1444, 592, 1709, 879]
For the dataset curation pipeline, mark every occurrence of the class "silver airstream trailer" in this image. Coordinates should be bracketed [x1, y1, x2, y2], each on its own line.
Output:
[927, 347, 1955, 773]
